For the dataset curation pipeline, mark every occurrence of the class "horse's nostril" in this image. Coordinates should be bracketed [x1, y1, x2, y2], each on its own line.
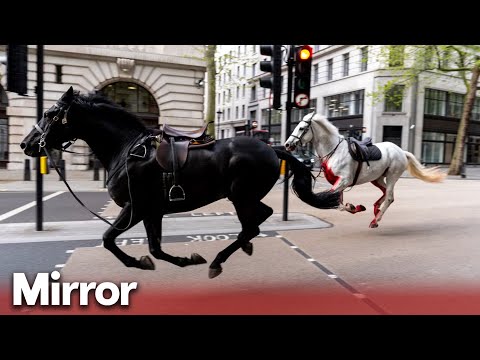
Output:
[20, 142, 26, 150]
[285, 143, 289, 148]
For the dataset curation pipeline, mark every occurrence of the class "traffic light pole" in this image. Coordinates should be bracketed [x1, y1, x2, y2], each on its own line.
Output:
[282, 45, 295, 221]
[36, 45, 44, 231]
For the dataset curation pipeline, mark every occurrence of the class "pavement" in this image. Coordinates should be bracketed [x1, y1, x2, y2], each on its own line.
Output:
[2, 165, 480, 314]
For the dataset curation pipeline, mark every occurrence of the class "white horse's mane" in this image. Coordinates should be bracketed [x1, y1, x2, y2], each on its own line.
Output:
[309, 113, 340, 136]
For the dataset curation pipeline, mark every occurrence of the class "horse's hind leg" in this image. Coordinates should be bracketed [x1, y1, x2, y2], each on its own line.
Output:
[144, 216, 207, 267]
[209, 201, 273, 279]
[369, 173, 399, 228]
[241, 202, 273, 256]
[102, 203, 155, 270]
[371, 177, 387, 217]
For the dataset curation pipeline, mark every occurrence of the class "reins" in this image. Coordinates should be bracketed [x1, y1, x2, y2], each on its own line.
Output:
[36, 100, 137, 231]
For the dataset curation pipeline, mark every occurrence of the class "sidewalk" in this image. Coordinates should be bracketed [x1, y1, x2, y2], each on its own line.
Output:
[1, 165, 480, 192]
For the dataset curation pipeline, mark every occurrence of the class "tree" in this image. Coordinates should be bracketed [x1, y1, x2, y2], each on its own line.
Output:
[371, 45, 480, 175]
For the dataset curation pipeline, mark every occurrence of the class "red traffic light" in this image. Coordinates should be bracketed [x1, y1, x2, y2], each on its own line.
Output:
[296, 45, 312, 61]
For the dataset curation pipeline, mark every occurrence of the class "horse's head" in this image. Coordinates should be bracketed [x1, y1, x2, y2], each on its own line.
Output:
[284, 112, 316, 151]
[20, 86, 77, 157]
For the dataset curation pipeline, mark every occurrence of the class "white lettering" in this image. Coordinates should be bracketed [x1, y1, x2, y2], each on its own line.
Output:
[95, 282, 120, 306]
[13, 273, 49, 306]
[130, 238, 145, 245]
[79, 282, 97, 305]
[13, 272, 138, 306]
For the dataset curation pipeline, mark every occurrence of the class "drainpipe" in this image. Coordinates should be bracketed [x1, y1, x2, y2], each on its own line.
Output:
[408, 75, 418, 154]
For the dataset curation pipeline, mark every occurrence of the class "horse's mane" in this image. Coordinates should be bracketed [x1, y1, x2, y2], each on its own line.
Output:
[312, 113, 340, 136]
[73, 90, 147, 131]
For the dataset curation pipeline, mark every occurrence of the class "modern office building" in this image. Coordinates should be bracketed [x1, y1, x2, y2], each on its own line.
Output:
[0, 45, 206, 170]
[215, 45, 480, 166]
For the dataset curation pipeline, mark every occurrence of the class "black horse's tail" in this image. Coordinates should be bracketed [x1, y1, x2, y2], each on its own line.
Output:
[274, 148, 340, 209]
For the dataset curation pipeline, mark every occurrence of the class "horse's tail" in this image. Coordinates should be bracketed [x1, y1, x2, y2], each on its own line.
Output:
[274, 148, 341, 209]
[404, 151, 447, 183]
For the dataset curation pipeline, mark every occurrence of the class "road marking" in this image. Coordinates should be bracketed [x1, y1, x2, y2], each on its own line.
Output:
[66, 250, 74, 253]
[55, 264, 65, 268]
[0, 191, 65, 222]
[277, 235, 389, 315]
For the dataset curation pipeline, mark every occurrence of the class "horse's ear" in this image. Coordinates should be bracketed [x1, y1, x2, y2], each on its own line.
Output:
[60, 86, 75, 103]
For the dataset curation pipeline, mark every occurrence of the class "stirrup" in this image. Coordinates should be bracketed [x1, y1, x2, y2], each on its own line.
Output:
[169, 185, 185, 201]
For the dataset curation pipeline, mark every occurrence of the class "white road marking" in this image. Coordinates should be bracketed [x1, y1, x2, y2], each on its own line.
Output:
[0, 191, 65, 222]
[66, 250, 75, 253]
[307, 258, 316, 262]
[328, 274, 338, 279]
[55, 264, 65, 268]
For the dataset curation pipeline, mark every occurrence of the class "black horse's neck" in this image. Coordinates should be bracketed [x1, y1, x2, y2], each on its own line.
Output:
[70, 96, 147, 171]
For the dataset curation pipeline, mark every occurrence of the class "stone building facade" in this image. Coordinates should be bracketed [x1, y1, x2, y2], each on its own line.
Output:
[0, 45, 206, 170]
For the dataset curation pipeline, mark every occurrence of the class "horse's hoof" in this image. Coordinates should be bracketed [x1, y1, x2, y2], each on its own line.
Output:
[242, 242, 253, 256]
[191, 253, 207, 265]
[208, 266, 223, 279]
[369, 222, 379, 228]
[345, 203, 356, 213]
[356, 205, 366, 212]
[139, 256, 155, 270]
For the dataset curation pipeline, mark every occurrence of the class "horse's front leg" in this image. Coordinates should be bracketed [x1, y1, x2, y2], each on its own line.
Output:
[331, 178, 365, 214]
[102, 203, 155, 270]
[144, 216, 207, 267]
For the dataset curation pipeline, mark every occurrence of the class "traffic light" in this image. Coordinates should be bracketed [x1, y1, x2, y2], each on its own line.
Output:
[7, 45, 28, 96]
[259, 45, 282, 110]
[293, 45, 313, 109]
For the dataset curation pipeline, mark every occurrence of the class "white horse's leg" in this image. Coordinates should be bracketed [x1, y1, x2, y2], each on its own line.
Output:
[371, 177, 387, 217]
[369, 173, 400, 228]
[331, 177, 365, 213]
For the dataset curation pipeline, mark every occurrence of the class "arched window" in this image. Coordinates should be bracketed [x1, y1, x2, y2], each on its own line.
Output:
[100, 82, 159, 128]
[0, 86, 8, 168]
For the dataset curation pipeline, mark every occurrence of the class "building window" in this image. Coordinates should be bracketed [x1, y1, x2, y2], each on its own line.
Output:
[242, 105, 245, 118]
[327, 59, 333, 81]
[252, 63, 256, 77]
[236, 86, 240, 99]
[424, 88, 467, 118]
[360, 46, 368, 72]
[55, 65, 63, 84]
[314, 45, 320, 52]
[242, 85, 246, 98]
[251, 86, 257, 101]
[343, 53, 349, 77]
[313, 63, 319, 84]
[325, 90, 364, 118]
[227, 108, 231, 120]
[388, 45, 405, 67]
[384, 85, 405, 112]
[235, 106, 239, 119]
[383, 126, 402, 148]
[422, 132, 448, 164]
[243, 64, 247, 77]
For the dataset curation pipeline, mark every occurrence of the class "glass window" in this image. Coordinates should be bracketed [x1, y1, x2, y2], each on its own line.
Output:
[313, 64, 319, 84]
[384, 85, 405, 112]
[388, 45, 405, 67]
[327, 59, 333, 81]
[100, 82, 159, 127]
[343, 53, 349, 77]
[360, 46, 368, 72]
[325, 90, 364, 118]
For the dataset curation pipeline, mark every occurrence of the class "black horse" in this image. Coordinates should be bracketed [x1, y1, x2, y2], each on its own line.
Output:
[21, 87, 340, 278]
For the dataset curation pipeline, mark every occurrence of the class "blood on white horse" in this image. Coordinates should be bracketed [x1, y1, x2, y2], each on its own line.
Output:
[285, 113, 446, 228]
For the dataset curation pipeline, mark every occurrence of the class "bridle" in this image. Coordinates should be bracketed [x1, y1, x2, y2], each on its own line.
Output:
[32, 100, 134, 231]
[288, 112, 316, 148]
[289, 112, 344, 164]
[35, 101, 74, 152]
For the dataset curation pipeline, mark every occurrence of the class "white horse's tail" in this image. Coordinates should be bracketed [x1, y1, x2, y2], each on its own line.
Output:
[404, 151, 447, 183]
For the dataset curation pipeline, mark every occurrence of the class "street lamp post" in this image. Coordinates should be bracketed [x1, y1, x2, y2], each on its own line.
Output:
[216, 110, 223, 139]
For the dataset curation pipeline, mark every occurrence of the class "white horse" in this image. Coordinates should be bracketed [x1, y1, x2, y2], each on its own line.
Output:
[285, 112, 446, 228]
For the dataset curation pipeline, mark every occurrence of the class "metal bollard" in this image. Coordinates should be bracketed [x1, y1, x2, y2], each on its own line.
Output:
[103, 168, 107, 188]
[24, 159, 31, 181]
[93, 159, 100, 181]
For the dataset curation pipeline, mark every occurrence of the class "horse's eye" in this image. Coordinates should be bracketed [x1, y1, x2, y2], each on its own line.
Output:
[44, 112, 48, 118]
